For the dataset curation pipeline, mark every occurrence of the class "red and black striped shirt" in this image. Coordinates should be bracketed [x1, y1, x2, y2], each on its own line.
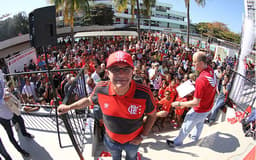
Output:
[90, 80, 156, 144]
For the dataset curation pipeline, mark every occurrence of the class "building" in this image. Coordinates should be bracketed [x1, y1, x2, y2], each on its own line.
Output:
[1, 0, 189, 59]
[92, 0, 188, 34]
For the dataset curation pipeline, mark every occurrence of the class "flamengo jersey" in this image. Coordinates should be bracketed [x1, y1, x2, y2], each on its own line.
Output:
[194, 66, 217, 113]
[90, 80, 156, 144]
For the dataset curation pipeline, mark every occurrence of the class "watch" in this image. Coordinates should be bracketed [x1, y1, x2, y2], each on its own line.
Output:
[140, 134, 148, 139]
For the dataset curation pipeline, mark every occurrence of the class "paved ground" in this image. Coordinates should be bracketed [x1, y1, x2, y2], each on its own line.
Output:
[0, 108, 255, 160]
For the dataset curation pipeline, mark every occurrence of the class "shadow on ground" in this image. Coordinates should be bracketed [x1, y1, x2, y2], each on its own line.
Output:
[196, 131, 240, 153]
[18, 131, 53, 160]
[140, 130, 240, 158]
[140, 129, 200, 158]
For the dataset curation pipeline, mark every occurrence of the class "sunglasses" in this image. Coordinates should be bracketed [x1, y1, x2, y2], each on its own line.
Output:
[109, 66, 133, 74]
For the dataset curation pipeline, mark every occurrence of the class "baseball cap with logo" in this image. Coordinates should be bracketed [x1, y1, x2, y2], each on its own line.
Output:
[106, 51, 134, 68]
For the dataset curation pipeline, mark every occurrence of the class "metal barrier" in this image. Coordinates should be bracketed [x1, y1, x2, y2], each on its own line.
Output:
[229, 70, 256, 111]
[4, 67, 88, 160]
[59, 67, 88, 160]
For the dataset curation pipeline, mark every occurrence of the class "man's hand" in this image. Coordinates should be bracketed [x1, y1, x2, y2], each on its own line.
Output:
[4, 88, 11, 100]
[129, 136, 143, 145]
[57, 104, 70, 115]
[172, 101, 180, 107]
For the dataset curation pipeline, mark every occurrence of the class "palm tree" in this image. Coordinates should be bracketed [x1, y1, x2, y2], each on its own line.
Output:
[114, 0, 155, 39]
[142, 0, 156, 32]
[50, 0, 90, 47]
[114, 0, 137, 34]
[184, 0, 205, 47]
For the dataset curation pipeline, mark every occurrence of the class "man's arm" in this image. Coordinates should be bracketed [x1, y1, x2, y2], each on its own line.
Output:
[57, 97, 92, 115]
[172, 97, 200, 109]
[141, 111, 157, 136]
[129, 110, 157, 145]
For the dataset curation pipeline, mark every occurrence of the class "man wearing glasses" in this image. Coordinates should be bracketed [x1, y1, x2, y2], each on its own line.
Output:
[58, 51, 156, 160]
[167, 51, 217, 147]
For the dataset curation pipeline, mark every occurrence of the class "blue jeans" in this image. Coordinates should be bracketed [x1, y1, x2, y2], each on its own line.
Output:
[174, 108, 210, 146]
[208, 97, 225, 122]
[104, 135, 140, 160]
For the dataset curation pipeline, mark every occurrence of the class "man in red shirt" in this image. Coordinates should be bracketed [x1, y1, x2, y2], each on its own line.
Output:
[58, 51, 156, 160]
[167, 51, 217, 147]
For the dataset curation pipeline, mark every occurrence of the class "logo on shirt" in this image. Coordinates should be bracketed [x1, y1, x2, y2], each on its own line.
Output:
[128, 104, 141, 115]
[205, 74, 217, 87]
[104, 103, 109, 109]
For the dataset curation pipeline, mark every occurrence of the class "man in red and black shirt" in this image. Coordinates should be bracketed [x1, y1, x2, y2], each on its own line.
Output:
[167, 51, 217, 147]
[58, 51, 156, 160]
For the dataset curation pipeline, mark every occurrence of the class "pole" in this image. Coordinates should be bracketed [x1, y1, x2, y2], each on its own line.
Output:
[42, 46, 62, 148]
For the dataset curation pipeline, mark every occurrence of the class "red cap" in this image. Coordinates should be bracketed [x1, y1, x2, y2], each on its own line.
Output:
[106, 51, 134, 68]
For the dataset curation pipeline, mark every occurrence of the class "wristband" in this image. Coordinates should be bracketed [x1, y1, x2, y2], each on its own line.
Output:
[140, 135, 148, 139]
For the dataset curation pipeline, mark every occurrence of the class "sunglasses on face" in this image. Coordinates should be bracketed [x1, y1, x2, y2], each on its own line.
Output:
[109, 66, 133, 74]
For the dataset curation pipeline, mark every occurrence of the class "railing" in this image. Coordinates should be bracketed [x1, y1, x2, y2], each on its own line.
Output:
[59, 67, 88, 160]
[4, 68, 88, 160]
[229, 69, 256, 111]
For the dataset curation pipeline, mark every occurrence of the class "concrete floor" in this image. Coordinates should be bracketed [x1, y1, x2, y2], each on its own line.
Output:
[0, 108, 255, 160]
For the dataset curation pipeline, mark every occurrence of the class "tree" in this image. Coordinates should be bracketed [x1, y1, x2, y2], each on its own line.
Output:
[141, 0, 156, 33]
[89, 4, 114, 25]
[114, 0, 155, 39]
[50, 0, 90, 47]
[0, 12, 29, 41]
[13, 13, 29, 35]
[195, 22, 240, 44]
[184, 0, 205, 47]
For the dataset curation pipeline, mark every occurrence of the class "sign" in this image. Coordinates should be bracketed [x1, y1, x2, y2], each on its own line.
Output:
[214, 46, 228, 62]
[176, 80, 195, 98]
[5, 48, 37, 73]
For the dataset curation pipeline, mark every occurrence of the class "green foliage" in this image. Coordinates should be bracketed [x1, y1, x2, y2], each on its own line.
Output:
[114, 0, 128, 12]
[0, 12, 29, 41]
[195, 0, 205, 7]
[184, 0, 205, 47]
[142, 0, 156, 16]
[195, 22, 241, 44]
[50, 0, 90, 28]
[13, 13, 29, 35]
[114, 0, 156, 20]
[50, 0, 91, 46]
[88, 4, 114, 25]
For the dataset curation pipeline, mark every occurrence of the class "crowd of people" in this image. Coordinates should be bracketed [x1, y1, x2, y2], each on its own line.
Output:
[0, 31, 242, 159]
[2, 31, 238, 107]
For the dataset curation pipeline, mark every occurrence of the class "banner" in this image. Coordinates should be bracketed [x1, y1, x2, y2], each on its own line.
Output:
[228, 48, 239, 58]
[229, 18, 255, 110]
[176, 80, 195, 98]
[5, 48, 37, 73]
[214, 46, 228, 62]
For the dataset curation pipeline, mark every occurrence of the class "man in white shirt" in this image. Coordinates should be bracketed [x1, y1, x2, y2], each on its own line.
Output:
[21, 78, 38, 102]
[148, 62, 162, 91]
[91, 64, 101, 84]
[0, 69, 30, 157]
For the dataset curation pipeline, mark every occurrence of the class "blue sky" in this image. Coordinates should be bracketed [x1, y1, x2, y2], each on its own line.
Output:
[161, 0, 245, 34]
[0, 0, 244, 34]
